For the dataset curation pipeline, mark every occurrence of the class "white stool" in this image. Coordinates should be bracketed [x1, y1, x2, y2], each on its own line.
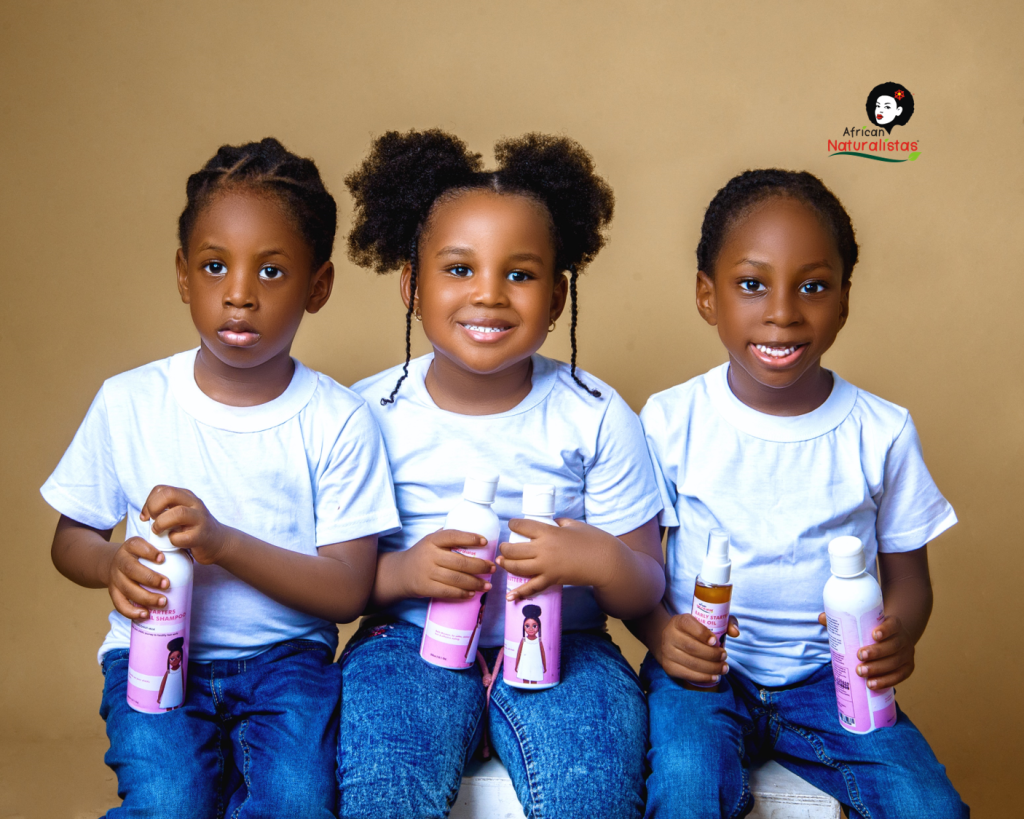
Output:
[451, 757, 841, 819]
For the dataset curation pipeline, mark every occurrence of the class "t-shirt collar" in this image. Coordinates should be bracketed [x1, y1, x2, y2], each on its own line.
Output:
[707, 362, 857, 442]
[170, 348, 318, 432]
[404, 353, 558, 418]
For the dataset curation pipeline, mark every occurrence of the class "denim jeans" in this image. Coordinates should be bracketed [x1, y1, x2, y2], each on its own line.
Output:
[641, 655, 968, 819]
[337, 619, 648, 819]
[99, 640, 341, 819]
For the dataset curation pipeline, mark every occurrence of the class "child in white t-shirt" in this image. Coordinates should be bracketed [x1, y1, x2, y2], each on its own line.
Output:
[337, 130, 665, 819]
[633, 169, 967, 818]
[42, 138, 399, 819]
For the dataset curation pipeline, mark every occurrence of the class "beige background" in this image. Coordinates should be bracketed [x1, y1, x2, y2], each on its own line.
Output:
[2, 1, 1021, 816]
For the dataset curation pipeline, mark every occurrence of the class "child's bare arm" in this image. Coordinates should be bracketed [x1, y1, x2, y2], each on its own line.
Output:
[142, 485, 380, 624]
[818, 545, 932, 689]
[51, 514, 171, 620]
[499, 516, 665, 620]
[370, 530, 494, 608]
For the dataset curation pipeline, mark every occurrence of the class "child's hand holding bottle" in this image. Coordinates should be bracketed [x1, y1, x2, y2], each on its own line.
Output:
[655, 612, 741, 686]
[817, 611, 916, 690]
[105, 536, 170, 620]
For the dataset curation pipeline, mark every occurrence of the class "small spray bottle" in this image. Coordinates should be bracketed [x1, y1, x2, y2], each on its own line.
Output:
[420, 471, 501, 670]
[823, 535, 897, 734]
[127, 524, 193, 713]
[685, 528, 732, 691]
[503, 484, 561, 690]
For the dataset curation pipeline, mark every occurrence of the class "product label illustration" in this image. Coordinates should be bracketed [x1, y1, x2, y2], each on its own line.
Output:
[127, 581, 192, 714]
[503, 575, 561, 689]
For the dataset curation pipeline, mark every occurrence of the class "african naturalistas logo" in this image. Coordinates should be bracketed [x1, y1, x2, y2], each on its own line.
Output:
[829, 82, 920, 163]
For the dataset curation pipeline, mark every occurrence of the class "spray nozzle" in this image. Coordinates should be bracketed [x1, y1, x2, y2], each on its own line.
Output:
[700, 528, 732, 585]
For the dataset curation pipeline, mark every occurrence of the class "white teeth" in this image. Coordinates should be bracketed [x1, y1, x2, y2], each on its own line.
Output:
[755, 344, 798, 358]
[463, 324, 504, 333]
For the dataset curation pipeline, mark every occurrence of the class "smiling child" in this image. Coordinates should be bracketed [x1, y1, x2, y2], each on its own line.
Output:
[632, 169, 967, 818]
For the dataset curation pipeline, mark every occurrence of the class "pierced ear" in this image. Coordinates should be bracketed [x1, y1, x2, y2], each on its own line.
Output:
[550, 271, 569, 323]
[175, 249, 191, 305]
[399, 262, 416, 311]
[696, 270, 718, 326]
[305, 261, 335, 314]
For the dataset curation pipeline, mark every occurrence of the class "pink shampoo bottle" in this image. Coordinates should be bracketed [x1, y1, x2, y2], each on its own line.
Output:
[420, 471, 501, 669]
[823, 535, 897, 733]
[126, 525, 193, 713]
[503, 484, 561, 690]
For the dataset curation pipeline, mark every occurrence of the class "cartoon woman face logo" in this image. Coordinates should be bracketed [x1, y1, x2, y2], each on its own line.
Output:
[524, 618, 540, 639]
[168, 650, 183, 671]
[866, 82, 914, 134]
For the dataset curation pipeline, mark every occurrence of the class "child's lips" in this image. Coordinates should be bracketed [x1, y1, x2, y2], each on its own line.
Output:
[458, 321, 513, 343]
[217, 322, 261, 347]
[749, 342, 808, 367]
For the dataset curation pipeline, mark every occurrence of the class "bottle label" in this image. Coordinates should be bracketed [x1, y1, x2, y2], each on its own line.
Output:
[420, 537, 497, 670]
[503, 574, 561, 689]
[691, 597, 730, 640]
[824, 604, 897, 733]
[127, 576, 192, 714]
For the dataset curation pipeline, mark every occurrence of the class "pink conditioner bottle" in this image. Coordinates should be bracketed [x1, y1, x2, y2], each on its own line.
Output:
[823, 535, 897, 734]
[420, 471, 501, 669]
[503, 484, 561, 690]
[126, 525, 193, 713]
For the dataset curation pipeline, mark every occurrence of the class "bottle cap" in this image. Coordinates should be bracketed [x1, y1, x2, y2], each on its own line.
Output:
[700, 528, 731, 585]
[149, 524, 179, 552]
[828, 536, 866, 577]
[521, 484, 555, 516]
[463, 470, 499, 505]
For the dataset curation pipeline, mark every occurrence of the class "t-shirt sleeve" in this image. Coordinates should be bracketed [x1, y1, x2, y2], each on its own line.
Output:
[40, 386, 127, 530]
[583, 392, 664, 536]
[875, 414, 957, 552]
[313, 401, 401, 547]
[640, 397, 680, 529]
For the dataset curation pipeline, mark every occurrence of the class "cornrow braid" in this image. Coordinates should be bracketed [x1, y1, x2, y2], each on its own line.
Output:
[696, 169, 858, 283]
[178, 137, 337, 270]
[568, 266, 601, 398]
[380, 238, 419, 406]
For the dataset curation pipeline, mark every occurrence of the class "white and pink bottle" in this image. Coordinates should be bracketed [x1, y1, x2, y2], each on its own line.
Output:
[686, 528, 733, 691]
[504, 484, 561, 690]
[823, 535, 897, 734]
[127, 525, 193, 713]
[420, 471, 501, 670]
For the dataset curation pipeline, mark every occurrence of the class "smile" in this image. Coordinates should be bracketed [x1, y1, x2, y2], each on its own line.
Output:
[750, 342, 807, 366]
[458, 321, 513, 342]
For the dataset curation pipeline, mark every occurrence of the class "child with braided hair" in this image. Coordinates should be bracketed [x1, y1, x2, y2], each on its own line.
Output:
[633, 169, 967, 818]
[338, 130, 665, 819]
[43, 138, 400, 818]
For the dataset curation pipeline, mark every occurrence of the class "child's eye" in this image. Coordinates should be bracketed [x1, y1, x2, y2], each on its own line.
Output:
[259, 266, 284, 281]
[448, 265, 473, 278]
[739, 279, 765, 293]
[507, 270, 532, 283]
[203, 261, 226, 276]
[800, 281, 826, 294]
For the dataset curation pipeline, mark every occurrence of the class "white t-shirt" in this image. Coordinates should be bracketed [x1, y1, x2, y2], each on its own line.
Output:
[641, 363, 957, 687]
[41, 349, 401, 663]
[355, 353, 663, 647]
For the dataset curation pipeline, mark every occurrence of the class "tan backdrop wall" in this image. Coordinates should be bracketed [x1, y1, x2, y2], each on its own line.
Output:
[2, 1, 1021, 815]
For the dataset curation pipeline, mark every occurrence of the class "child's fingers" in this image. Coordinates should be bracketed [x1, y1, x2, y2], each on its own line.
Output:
[863, 663, 913, 690]
[666, 618, 728, 662]
[429, 529, 488, 551]
[870, 614, 902, 643]
[421, 576, 487, 599]
[858, 651, 911, 680]
[670, 613, 717, 644]
[727, 615, 741, 637]
[508, 518, 558, 539]
[117, 540, 169, 589]
[505, 575, 554, 601]
[435, 549, 494, 577]
[109, 585, 152, 620]
[428, 564, 492, 594]
[141, 484, 194, 522]
[151, 505, 202, 538]
[818, 612, 828, 627]
[111, 573, 167, 613]
[661, 642, 728, 681]
[499, 557, 541, 579]
[498, 540, 537, 561]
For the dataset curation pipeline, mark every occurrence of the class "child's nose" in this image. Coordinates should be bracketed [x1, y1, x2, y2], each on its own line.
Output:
[470, 270, 510, 306]
[224, 271, 257, 308]
[764, 290, 802, 326]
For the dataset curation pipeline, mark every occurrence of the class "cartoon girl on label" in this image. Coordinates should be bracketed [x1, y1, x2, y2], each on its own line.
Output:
[515, 604, 547, 684]
[157, 637, 185, 710]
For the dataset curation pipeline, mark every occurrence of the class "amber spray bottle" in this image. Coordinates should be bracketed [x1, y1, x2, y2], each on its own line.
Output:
[685, 529, 732, 691]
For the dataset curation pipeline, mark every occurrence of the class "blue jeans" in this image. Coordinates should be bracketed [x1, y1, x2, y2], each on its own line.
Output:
[337, 619, 648, 819]
[641, 655, 968, 819]
[99, 640, 341, 819]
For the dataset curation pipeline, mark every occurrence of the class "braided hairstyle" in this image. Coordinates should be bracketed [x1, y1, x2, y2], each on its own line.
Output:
[346, 129, 614, 405]
[178, 137, 338, 270]
[696, 169, 858, 284]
